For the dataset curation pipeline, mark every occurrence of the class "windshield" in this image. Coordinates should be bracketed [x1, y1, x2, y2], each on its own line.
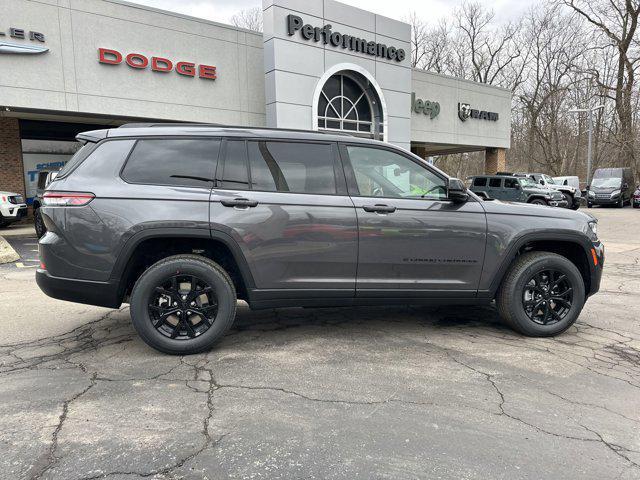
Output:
[543, 175, 556, 185]
[591, 177, 621, 188]
[518, 178, 537, 188]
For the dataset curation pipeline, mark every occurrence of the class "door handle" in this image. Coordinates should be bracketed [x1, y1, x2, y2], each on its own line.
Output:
[362, 204, 396, 214]
[220, 198, 258, 208]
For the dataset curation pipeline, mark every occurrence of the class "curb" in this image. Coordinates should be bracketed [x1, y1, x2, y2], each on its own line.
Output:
[0, 236, 20, 264]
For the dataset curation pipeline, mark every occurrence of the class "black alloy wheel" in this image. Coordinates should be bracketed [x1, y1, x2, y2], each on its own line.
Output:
[148, 274, 218, 340]
[129, 254, 237, 354]
[522, 269, 574, 325]
[34, 209, 47, 238]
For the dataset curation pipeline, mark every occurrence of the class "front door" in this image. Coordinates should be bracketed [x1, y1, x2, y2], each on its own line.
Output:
[209, 139, 358, 297]
[341, 144, 487, 297]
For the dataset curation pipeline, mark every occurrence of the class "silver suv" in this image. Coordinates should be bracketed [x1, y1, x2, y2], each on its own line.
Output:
[36, 124, 604, 354]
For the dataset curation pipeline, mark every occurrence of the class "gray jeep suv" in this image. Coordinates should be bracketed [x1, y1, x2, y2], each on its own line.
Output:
[37, 124, 604, 354]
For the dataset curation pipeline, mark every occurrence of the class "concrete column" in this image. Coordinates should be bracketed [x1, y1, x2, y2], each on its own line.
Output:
[485, 147, 506, 174]
[0, 118, 25, 197]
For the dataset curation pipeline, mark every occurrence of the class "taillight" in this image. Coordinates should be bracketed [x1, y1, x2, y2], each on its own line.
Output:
[43, 191, 95, 206]
[1, 196, 6, 202]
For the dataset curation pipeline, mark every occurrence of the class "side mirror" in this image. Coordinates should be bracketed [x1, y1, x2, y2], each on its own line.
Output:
[448, 178, 469, 203]
[622, 183, 629, 190]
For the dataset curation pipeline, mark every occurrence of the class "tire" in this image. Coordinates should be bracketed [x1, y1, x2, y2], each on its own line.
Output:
[34, 208, 47, 238]
[530, 198, 547, 206]
[618, 197, 624, 208]
[587, 202, 592, 208]
[129, 254, 237, 355]
[496, 251, 585, 337]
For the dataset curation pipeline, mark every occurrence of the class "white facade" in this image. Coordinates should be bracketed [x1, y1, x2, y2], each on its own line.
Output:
[0, 0, 512, 201]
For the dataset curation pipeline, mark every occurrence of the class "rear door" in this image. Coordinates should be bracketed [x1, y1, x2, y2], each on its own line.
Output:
[487, 177, 503, 199]
[209, 138, 358, 296]
[503, 177, 521, 201]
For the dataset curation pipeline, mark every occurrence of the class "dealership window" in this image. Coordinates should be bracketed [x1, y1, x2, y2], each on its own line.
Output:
[122, 139, 219, 187]
[317, 72, 383, 140]
[347, 146, 446, 200]
[247, 141, 336, 194]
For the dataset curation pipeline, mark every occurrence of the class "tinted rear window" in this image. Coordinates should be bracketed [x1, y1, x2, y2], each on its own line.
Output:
[247, 141, 335, 194]
[56, 144, 94, 178]
[489, 178, 502, 187]
[472, 177, 487, 187]
[122, 139, 220, 187]
[220, 140, 250, 190]
[504, 178, 518, 188]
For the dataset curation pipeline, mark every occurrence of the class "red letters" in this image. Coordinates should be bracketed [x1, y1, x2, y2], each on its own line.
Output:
[176, 61, 196, 77]
[98, 48, 216, 81]
[125, 53, 148, 69]
[98, 48, 122, 65]
[151, 56, 173, 72]
[199, 64, 217, 80]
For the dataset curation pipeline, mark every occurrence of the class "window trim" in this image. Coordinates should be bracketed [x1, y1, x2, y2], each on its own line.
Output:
[338, 142, 450, 201]
[216, 138, 347, 197]
[118, 136, 221, 189]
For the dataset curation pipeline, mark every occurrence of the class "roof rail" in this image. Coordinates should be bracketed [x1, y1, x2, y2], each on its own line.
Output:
[117, 122, 354, 136]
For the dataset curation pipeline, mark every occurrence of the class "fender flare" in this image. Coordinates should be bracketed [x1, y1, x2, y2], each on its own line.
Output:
[485, 230, 595, 297]
[109, 227, 256, 299]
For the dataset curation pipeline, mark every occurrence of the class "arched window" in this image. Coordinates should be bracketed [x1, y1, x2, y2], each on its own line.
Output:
[317, 72, 383, 139]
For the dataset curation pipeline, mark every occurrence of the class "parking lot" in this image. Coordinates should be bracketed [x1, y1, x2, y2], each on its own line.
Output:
[0, 207, 639, 480]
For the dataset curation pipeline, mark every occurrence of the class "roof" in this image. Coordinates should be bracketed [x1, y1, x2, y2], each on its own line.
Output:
[78, 123, 387, 145]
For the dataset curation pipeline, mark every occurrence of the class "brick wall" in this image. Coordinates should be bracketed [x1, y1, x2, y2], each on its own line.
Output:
[0, 117, 25, 197]
[485, 147, 506, 174]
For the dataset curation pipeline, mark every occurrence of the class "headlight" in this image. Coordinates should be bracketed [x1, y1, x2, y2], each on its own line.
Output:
[587, 220, 598, 240]
[588, 191, 595, 197]
[611, 189, 621, 197]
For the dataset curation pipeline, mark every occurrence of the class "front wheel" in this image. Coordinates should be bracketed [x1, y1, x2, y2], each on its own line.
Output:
[530, 199, 547, 206]
[496, 252, 585, 337]
[129, 254, 237, 355]
[618, 197, 624, 208]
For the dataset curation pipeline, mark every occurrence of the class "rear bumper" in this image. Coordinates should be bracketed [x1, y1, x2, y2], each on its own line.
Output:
[36, 269, 122, 308]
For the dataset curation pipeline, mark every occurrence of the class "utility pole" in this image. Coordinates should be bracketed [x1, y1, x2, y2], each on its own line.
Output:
[569, 105, 605, 186]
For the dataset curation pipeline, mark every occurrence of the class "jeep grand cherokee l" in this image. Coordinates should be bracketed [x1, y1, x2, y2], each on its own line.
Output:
[37, 124, 604, 354]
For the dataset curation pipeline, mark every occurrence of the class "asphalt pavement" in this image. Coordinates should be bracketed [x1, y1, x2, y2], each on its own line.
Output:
[0, 207, 639, 480]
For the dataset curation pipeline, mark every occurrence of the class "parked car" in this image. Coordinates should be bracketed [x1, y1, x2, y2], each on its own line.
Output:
[587, 167, 634, 208]
[469, 174, 568, 207]
[553, 176, 580, 190]
[36, 124, 604, 354]
[0, 191, 28, 228]
[33, 169, 60, 238]
[633, 185, 640, 208]
[515, 173, 581, 210]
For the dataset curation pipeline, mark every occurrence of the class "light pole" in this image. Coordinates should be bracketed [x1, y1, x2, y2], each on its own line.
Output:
[569, 105, 605, 186]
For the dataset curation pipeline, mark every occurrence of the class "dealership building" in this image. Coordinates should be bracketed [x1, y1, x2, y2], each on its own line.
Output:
[0, 0, 511, 204]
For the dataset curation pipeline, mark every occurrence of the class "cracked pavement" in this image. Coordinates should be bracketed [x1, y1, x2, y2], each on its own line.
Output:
[1, 208, 639, 480]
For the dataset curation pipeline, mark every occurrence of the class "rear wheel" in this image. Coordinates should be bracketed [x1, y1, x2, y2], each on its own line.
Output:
[129, 254, 237, 355]
[496, 252, 585, 337]
[34, 208, 47, 238]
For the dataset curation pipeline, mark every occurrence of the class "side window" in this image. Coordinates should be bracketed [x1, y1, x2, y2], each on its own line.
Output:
[489, 178, 502, 188]
[220, 140, 249, 190]
[122, 138, 219, 187]
[473, 177, 487, 187]
[504, 178, 518, 189]
[247, 141, 336, 194]
[346, 146, 446, 200]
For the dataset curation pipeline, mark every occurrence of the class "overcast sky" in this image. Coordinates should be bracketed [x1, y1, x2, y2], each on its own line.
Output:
[126, 0, 533, 26]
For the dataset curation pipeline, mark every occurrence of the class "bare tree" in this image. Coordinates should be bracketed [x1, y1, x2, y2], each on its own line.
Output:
[230, 6, 263, 32]
[561, 0, 640, 170]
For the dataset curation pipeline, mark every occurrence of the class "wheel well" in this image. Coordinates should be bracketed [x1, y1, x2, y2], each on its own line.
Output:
[526, 196, 546, 203]
[518, 240, 590, 292]
[119, 237, 248, 302]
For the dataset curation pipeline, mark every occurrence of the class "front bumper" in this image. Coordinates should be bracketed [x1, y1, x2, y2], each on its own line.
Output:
[633, 197, 640, 206]
[36, 269, 121, 308]
[589, 241, 605, 297]
[589, 196, 621, 205]
[549, 199, 569, 208]
[0, 204, 27, 222]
